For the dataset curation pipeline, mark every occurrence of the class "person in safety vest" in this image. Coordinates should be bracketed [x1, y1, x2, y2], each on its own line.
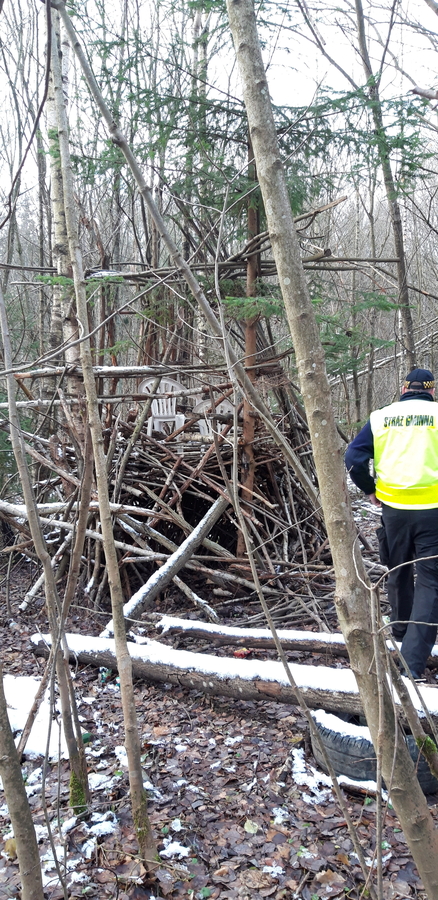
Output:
[345, 367, 438, 682]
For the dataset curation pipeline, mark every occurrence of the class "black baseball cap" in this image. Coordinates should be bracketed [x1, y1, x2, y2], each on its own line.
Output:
[404, 368, 435, 389]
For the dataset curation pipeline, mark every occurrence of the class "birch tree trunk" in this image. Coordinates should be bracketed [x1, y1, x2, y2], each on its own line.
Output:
[47, 14, 85, 439]
[50, 14, 157, 869]
[225, 0, 438, 893]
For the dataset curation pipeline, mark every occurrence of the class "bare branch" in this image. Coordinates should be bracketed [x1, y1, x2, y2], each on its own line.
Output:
[411, 84, 438, 100]
[423, 0, 438, 14]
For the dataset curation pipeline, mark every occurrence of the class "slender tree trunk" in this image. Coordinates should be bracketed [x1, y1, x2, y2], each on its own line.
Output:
[0, 279, 88, 813]
[351, 190, 361, 426]
[354, 0, 415, 370]
[51, 14, 157, 869]
[236, 140, 258, 557]
[225, 0, 438, 893]
[48, 13, 85, 433]
[365, 173, 378, 416]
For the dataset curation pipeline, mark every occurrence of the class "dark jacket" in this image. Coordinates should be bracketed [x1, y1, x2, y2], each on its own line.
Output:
[344, 391, 435, 495]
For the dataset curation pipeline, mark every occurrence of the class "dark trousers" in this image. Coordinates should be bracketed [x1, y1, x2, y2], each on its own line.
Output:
[382, 503, 438, 677]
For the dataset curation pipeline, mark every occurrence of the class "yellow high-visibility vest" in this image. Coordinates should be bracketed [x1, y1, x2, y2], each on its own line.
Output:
[370, 399, 438, 508]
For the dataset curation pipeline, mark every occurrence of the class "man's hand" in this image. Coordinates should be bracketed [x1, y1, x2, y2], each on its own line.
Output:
[367, 493, 381, 507]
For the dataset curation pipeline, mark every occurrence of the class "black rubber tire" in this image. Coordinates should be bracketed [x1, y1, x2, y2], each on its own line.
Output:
[311, 714, 438, 795]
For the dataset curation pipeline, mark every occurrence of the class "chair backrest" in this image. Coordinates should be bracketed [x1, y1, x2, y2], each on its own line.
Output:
[138, 377, 182, 417]
[193, 398, 234, 436]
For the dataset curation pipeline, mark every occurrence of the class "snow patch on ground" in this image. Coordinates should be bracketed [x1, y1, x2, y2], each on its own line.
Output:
[160, 839, 190, 859]
[290, 747, 332, 804]
[3, 674, 68, 759]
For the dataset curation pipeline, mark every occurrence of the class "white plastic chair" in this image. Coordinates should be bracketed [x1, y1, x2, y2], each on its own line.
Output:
[192, 398, 235, 438]
[138, 377, 185, 438]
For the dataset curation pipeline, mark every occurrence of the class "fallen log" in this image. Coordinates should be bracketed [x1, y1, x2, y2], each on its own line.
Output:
[153, 615, 438, 669]
[155, 614, 348, 654]
[31, 632, 438, 723]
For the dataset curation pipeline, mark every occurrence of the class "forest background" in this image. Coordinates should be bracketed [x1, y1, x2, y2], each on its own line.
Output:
[3, 1, 438, 896]
[3, 0, 438, 477]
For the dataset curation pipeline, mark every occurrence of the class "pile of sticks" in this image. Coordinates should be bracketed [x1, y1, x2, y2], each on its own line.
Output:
[111, 417, 333, 627]
[0, 392, 341, 628]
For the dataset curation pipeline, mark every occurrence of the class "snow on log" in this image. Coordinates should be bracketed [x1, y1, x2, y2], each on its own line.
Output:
[156, 615, 348, 653]
[154, 615, 438, 666]
[30, 633, 438, 721]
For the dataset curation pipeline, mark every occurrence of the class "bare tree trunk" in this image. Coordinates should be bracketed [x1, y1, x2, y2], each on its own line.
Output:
[236, 139, 258, 557]
[237, 312, 257, 497]
[351, 190, 361, 426]
[365, 172, 378, 416]
[354, 0, 415, 370]
[28, 631, 371, 716]
[103, 495, 229, 636]
[48, 13, 85, 430]
[0, 280, 88, 812]
[51, 14, 157, 870]
[31, 630, 438, 738]
[0, 670, 44, 900]
[225, 0, 438, 893]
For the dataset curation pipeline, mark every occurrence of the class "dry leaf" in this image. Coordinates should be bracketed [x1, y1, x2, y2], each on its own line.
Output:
[316, 869, 346, 886]
[280, 715, 297, 727]
[95, 871, 114, 884]
[153, 725, 170, 737]
[213, 865, 230, 878]
[155, 868, 176, 896]
[240, 869, 275, 889]
[3, 839, 17, 861]
[391, 881, 412, 898]
[244, 819, 259, 834]
[113, 859, 146, 884]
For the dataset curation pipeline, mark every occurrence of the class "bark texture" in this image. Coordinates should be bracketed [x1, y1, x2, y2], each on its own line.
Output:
[225, 0, 438, 893]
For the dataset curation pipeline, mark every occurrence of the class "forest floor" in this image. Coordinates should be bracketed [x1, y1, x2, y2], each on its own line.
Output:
[0, 501, 435, 900]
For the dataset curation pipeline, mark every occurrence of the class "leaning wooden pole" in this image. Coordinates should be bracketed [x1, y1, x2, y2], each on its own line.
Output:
[225, 0, 438, 894]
